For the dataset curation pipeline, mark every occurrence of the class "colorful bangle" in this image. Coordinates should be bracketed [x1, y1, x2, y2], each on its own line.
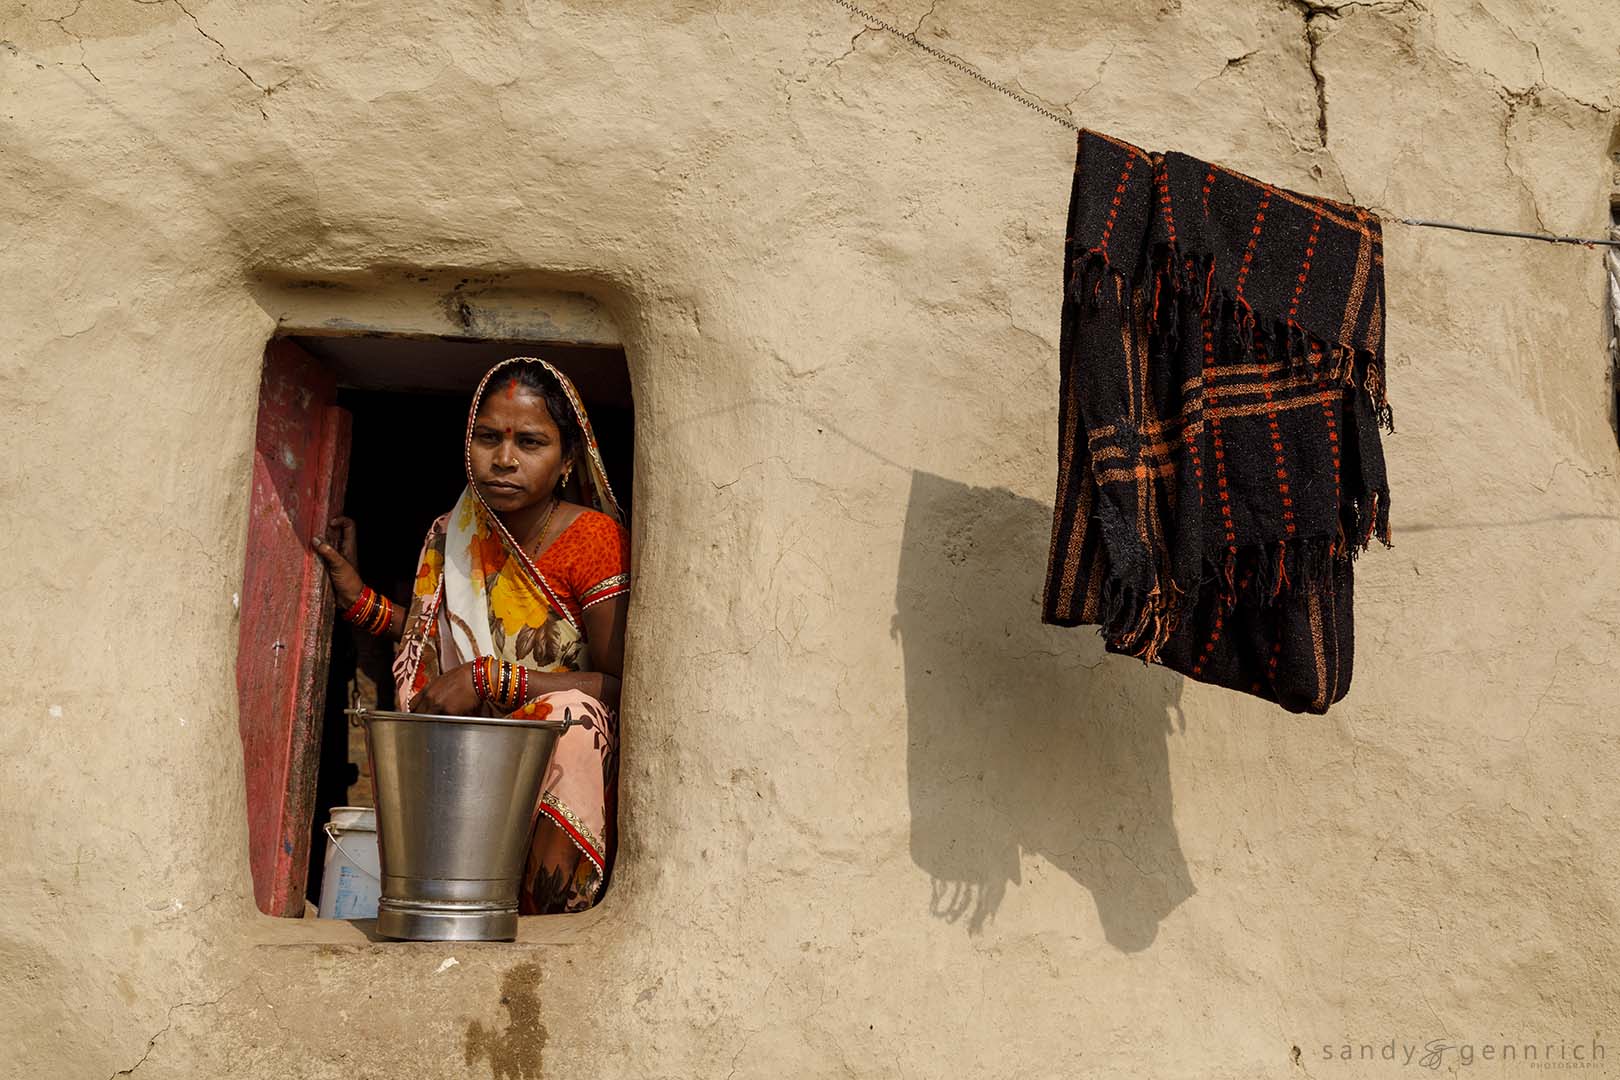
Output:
[472, 656, 528, 712]
[342, 587, 395, 636]
[342, 590, 370, 625]
[368, 594, 393, 634]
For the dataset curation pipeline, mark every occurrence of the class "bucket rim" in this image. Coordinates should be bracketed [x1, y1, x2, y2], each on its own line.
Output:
[346, 707, 577, 732]
[327, 806, 377, 832]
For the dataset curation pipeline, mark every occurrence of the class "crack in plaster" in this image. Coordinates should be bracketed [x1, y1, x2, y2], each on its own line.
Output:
[107, 988, 237, 1079]
[827, 2, 935, 71]
[38, 0, 101, 83]
[1283, 0, 1427, 151]
[1302, 19, 1329, 148]
[1282, 0, 1343, 148]
[1517, 644, 1569, 745]
[708, 453, 882, 528]
[1297, 1, 1618, 231]
[1444, 59, 1611, 116]
[153, 890, 223, 926]
[1008, 73, 1076, 126]
[911, 0, 939, 42]
[1065, 43, 1117, 111]
[828, 3, 1118, 133]
[1196, 48, 1261, 90]
[130, 0, 289, 117]
[1500, 87, 1551, 231]
[1465, 0, 1616, 111]
[1532, 457, 1614, 493]
[826, 24, 875, 68]
[1424, 6, 1614, 115]
[1481, 2, 1548, 90]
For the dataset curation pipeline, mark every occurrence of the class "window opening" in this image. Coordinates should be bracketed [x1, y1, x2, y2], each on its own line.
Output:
[237, 333, 633, 918]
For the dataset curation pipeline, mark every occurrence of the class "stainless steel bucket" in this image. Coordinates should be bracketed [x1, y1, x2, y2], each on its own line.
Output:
[349, 707, 576, 942]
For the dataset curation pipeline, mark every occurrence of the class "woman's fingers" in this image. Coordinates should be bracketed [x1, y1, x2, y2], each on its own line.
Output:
[311, 535, 345, 569]
[311, 534, 365, 611]
[312, 534, 352, 569]
[330, 517, 359, 563]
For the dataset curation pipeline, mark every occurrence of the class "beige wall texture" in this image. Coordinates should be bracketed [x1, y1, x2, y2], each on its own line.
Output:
[4, 0, 1619, 1076]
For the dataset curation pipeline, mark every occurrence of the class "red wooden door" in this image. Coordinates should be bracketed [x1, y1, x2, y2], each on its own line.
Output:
[236, 340, 352, 916]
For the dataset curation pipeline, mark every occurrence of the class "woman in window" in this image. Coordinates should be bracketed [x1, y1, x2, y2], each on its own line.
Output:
[314, 357, 630, 914]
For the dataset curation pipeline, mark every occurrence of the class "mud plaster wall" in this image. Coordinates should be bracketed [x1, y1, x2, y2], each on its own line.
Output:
[3, 1, 1619, 1077]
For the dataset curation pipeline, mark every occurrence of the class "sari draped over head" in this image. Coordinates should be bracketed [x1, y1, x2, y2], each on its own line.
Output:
[392, 356, 629, 913]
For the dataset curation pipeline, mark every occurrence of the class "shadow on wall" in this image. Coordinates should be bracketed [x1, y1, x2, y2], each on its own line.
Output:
[894, 471, 1196, 951]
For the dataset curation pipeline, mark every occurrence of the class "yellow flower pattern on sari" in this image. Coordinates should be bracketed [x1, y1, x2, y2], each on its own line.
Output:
[469, 524, 508, 591]
[489, 561, 552, 638]
[413, 546, 443, 597]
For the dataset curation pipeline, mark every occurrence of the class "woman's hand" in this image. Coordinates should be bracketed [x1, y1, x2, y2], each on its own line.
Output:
[312, 516, 365, 610]
[410, 662, 481, 716]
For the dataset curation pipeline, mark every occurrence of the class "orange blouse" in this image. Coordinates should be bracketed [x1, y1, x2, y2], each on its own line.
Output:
[534, 509, 631, 623]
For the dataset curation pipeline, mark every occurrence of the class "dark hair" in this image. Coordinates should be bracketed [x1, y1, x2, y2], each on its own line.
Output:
[479, 361, 581, 460]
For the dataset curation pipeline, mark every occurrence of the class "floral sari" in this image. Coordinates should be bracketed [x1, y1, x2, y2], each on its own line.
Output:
[392, 356, 628, 913]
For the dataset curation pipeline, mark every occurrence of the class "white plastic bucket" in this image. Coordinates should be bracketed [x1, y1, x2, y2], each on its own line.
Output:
[317, 806, 380, 919]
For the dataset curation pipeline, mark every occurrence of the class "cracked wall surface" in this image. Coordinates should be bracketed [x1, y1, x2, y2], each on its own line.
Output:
[2, 0, 1619, 1077]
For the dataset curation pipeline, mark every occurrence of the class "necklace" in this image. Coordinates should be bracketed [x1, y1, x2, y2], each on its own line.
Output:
[525, 496, 561, 558]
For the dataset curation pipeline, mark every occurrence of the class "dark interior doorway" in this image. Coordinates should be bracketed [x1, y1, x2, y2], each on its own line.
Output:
[290, 334, 634, 909]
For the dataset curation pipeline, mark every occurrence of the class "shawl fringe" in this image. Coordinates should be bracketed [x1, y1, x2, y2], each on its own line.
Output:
[1073, 243, 1392, 664]
[1075, 244, 1394, 432]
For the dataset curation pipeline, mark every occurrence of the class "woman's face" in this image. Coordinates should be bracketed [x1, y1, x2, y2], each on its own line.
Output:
[468, 380, 568, 513]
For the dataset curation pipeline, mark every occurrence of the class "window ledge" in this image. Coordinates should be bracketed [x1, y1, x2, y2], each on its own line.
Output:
[243, 905, 613, 950]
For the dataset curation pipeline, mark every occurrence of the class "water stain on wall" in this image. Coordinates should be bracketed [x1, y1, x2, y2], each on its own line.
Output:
[465, 962, 547, 1080]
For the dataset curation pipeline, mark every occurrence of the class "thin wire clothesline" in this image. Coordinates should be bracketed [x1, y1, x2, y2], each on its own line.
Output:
[825, 0, 1620, 250]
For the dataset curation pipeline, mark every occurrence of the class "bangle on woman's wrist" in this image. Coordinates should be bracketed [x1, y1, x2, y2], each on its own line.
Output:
[473, 656, 526, 711]
[342, 586, 395, 635]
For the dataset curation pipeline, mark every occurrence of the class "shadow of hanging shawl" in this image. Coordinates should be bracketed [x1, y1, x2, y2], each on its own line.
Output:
[896, 471, 1195, 949]
[1043, 129, 1392, 715]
